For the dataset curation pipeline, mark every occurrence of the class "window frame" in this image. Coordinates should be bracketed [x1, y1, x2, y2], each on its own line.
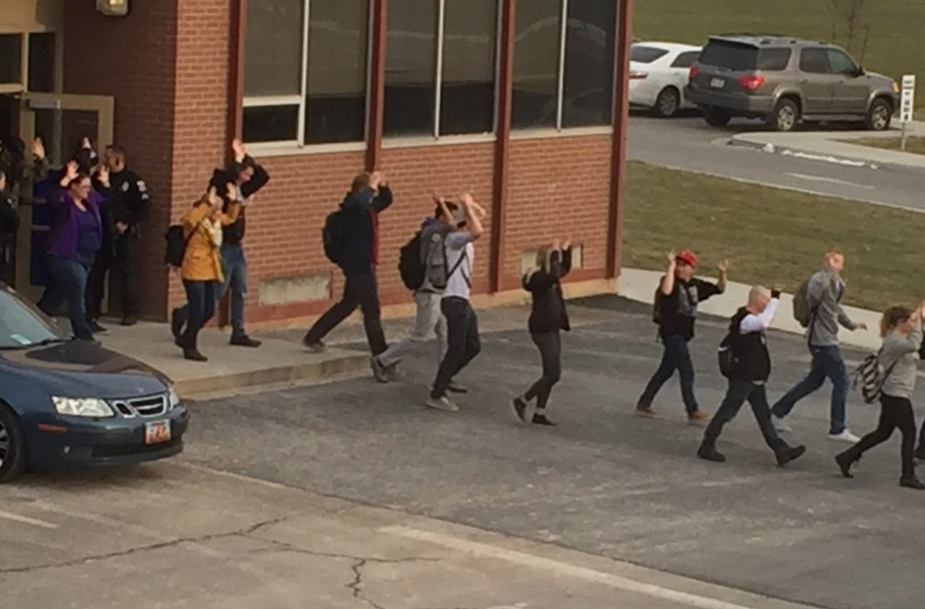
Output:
[242, 0, 374, 151]
[0, 33, 26, 94]
[0, 31, 60, 95]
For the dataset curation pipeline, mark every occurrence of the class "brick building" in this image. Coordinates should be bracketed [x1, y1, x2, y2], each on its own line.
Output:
[1, 0, 632, 324]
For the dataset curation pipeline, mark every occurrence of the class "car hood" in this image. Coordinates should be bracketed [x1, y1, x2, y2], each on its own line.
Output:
[866, 71, 896, 86]
[0, 340, 171, 399]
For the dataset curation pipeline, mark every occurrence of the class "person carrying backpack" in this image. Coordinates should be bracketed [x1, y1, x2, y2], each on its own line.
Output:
[770, 250, 867, 442]
[371, 196, 457, 384]
[698, 286, 806, 466]
[835, 305, 925, 490]
[636, 249, 728, 425]
[303, 172, 393, 361]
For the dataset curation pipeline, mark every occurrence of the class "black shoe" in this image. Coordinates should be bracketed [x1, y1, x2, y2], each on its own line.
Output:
[230, 334, 262, 348]
[835, 451, 858, 478]
[697, 444, 726, 463]
[900, 476, 925, 490]
[121, 316, 138, 327]
[183, 349, 208, 362]
[89, 320, 108, 334]
[512, 397, 528, 422]
[170, 309, 184, 341]
[776, 445, 806, 467]
[447, 381, 468, 394]
[532, 413, 557, 427]
[303, 336, 326, 353]
[915, 449, 925, 462]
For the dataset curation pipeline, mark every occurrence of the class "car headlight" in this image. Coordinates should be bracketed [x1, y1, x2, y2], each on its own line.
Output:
[167, 386, 181, 409]
[52, 397, 115, 418]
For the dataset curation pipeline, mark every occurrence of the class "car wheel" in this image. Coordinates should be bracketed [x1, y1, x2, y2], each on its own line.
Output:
[865, 98, 892, 131]
[770, 99, 800, 132]
[652, 87, 681, 118]
[0, 405, 27, 483]
[703, 108, 732, 127]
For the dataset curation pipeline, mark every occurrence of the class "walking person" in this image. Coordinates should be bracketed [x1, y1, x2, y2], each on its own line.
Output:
[512, 240, 573, 426]
[697, 286, 807, 466]
[835, 305, 925, 490]
[771, 250, 866, 442]
[176, 187, 241, 362]
[427, 194, 485, 412]
[636, 250, 728, 425]
[303, 172, 392, 357]
[372, 196, 456, 384]
[37, 161, 108, 341]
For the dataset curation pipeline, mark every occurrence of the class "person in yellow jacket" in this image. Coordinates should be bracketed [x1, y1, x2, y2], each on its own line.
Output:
[178, 186, 240, 361]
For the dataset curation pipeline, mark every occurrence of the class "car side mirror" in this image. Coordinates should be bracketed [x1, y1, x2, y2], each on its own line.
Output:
[854, 66, 866, 77]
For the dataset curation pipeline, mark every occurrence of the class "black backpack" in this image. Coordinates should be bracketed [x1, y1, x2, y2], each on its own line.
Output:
[398, 231, 426, 291]
[717, 332, 738, 378]
[164, 225, 193, 268]
[322, 210, 346, 264]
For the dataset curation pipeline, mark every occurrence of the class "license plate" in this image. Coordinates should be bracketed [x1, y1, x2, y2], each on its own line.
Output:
[710, 78, 725, 89]
[144, 421, 171, 445]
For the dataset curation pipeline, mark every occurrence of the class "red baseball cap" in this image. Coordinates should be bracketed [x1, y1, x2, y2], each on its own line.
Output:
[675, 250, 697, 267]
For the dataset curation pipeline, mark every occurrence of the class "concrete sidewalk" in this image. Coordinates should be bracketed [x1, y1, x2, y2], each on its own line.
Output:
[617, 267, 882, 351]
[730, 120, 925, 174]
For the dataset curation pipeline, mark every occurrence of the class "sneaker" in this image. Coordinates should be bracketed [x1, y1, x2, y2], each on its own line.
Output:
[447, 381, 468, 394]
[634, 405, 659, 419]
[89, 320, 108, 334]
[835, 451, 858, 478]
[183, 349, 208, 362]
[900, 476, 925, 490]
[532, 413, 557, 427]
[775, 445, 806, 467]
[371, 356, 390, 383]
[303, 337, 326, 353]
[512, 397, 528, 422]
[828, 430, 860, 443]
[170, 309, 184, 341]
[772, 415, 792, 433]
[697, 444, 726, 463]
[426, 396, 459, 412]
[230, 334, 262, 348]
[121, 315, 138, 327]
[688, 410, 711, 426]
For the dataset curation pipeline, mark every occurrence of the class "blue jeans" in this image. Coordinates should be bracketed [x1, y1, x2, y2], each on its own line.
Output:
[181, 280, 217, 351]
[639, 333, 698, 413]
[173, 244, 248, 337]
[771, 345, 849, 435]
[38, 256, 94, 341]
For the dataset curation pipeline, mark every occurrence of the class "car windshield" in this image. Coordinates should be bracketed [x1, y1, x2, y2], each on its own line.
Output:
[0, 286, 67, 349]
[631, 45, 669, 64]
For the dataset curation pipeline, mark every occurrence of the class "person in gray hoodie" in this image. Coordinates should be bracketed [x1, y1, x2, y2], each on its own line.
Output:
[835, 304, 925, 490]
[771, 250, 867, 442]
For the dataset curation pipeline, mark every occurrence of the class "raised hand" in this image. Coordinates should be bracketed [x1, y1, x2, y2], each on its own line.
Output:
[232, 138, 246, 163]
[667, 250, 677, 265]
[97, 166, 110, 188]
[717, 259, 729, 274]
[207, 186, 222, 209]
[32, 137, 45, 159]
[562, 238, 572, 250]
[226, 182, 237, 202]
[80, 136, 92, 150]
[369, 171, 384, 191]
[65, 160, 79, 181]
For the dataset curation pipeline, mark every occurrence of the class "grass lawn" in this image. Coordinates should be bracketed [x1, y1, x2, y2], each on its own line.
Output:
[623, 161, 924, 311]
[633, 0, 925, 109]
[848, 136, 925, 156]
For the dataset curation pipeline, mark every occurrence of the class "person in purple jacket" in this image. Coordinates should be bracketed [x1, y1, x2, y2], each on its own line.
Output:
[37, 160, 109, 341]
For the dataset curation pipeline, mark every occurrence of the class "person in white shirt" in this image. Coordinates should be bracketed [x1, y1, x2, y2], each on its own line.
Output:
[427, 194, 485, 412]
[698, 285, 807, 466]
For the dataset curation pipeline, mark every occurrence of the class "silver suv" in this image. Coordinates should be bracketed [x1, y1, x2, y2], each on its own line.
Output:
[686, 35, 899, 131]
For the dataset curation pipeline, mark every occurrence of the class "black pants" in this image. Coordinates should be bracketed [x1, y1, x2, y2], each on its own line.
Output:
[703, 379, 787, 454]
[846, 394, 917, 479]
[86, 244, 112, 321]
[85, 234, 140, 320]
[525, 331, 562, 409]
[181, 280, 217, 352]
[431, 297, 481, 399]
[304, 271, 387, 356]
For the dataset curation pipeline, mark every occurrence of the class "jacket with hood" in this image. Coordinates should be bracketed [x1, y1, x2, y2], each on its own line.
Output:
[336, 185, 394, 274]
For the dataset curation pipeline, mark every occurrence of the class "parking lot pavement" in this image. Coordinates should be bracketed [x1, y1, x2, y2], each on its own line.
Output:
[0, 463, 817, 609]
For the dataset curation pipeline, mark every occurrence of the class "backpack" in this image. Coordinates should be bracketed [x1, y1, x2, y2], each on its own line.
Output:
[322, 210, 346, 264]
[852, 350, 896, 404]
[164, 224, 193, 268]
[652, 285, 663, 324]
[717, 332, 737, 378]
[398, 231, 426, 291]
[792, 278, 813, 328]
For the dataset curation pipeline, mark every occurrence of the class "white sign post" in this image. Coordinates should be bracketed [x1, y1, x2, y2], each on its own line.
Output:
[901, 74, 916, 152]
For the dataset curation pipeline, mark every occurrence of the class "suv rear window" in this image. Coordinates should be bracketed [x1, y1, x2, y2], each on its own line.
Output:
[631, 45, 669, 64]
[700, 40, 792, 71]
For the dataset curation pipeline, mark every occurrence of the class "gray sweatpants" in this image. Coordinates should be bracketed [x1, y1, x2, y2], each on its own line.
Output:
[378, 291, 448, 368]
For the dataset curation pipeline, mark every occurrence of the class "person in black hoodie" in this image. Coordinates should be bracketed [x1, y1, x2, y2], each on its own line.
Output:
[303, 171, 393, 357]
[0, 170, 21, 283]
[698, 286, 807, 466]
[512, 241, 573, 426]
[171, 139, 270, 347]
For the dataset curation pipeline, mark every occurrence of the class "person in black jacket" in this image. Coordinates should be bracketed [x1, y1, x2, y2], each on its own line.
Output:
[303, 171, 393, 357]
[0, 170, 21, 284]
[698, 286, 806, 466]
[513, 241, 572, 426]
[171, 139, 270, 347]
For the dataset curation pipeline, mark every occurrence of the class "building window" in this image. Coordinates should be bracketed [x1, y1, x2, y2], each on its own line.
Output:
[27, 33, 57, 93]
[384, 0, 499, 138]
[513, 0, 617, 130]
[0, 34, 24, 86]
[243, 0, 370, 145]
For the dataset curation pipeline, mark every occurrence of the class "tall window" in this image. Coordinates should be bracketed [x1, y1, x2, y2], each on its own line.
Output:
[384, 0, 499, 138]
[513, 0, 617, 130]
[243, 0, 370, 145]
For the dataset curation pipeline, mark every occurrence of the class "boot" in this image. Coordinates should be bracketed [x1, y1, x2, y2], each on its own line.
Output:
[900, 475, 925, 490]
[835, 449, 860, 478]
[697, 443, 726, 463]
[775, 444, 807, 467]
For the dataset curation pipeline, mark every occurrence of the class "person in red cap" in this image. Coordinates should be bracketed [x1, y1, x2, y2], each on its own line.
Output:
[637, 249, 728, 424]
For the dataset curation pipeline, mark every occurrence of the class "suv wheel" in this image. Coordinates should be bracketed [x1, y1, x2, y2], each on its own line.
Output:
[865, 98, 892, 131]
[703, 108, 732, 127]
[770, 99, 800, 132]
[652, 87, 681, 118]
[0, 405, 26, 483]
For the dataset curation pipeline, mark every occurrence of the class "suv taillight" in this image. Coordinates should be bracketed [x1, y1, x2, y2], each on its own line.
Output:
[738, 74, 765, 91]
[689, 65, 699, 81]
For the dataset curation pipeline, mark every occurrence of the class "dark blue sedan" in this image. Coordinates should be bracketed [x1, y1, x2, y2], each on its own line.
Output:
[0, 284, 189, 482]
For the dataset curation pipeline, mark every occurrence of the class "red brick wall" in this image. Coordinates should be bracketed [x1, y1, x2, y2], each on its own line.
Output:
[63, 0, 181, 318]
